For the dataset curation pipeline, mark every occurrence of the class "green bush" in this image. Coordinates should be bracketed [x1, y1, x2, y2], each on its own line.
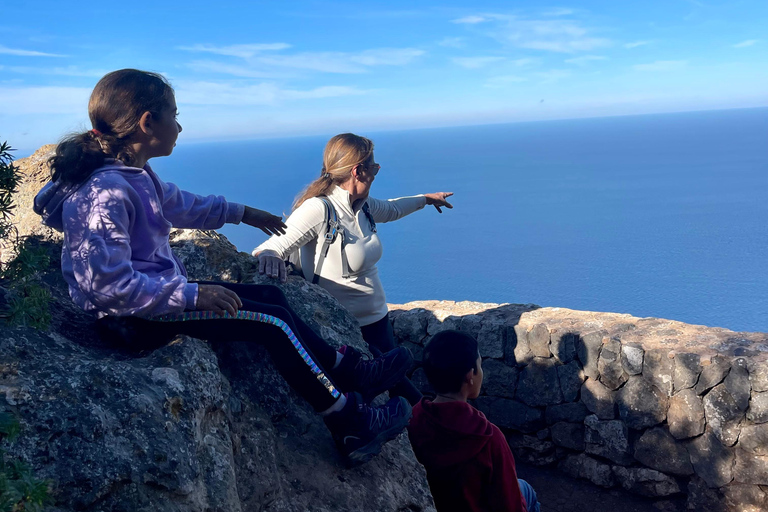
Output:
[0, 412, 52, 512]
[0, 142, 21, 244]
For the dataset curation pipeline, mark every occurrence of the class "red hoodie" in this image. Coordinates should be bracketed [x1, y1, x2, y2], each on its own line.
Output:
[407, 399, 527, 512]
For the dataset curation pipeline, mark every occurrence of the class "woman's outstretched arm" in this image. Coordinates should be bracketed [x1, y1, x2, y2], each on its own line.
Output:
[367, 192, 454, 223]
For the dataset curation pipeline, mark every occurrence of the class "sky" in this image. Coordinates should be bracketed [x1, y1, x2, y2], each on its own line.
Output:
[2, 0, 766, 153]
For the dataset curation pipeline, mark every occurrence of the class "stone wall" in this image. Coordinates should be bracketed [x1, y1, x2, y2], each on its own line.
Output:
[389, 301, 768, 512]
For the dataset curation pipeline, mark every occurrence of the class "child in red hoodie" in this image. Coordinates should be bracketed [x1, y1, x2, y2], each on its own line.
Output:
[407, 330, 540, 512]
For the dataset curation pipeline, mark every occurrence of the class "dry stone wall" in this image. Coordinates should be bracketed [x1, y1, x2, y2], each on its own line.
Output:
[389, 301, 768, 512]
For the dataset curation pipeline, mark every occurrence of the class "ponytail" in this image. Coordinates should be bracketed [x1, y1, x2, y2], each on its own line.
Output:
[48, 68, 174, 185]
[293, 133, 373, 210]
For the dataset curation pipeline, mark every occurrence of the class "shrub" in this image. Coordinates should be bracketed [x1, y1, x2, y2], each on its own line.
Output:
[0, 412, 52, 512]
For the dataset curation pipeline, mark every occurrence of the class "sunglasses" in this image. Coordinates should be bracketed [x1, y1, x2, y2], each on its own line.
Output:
[365, 163, 381, 176]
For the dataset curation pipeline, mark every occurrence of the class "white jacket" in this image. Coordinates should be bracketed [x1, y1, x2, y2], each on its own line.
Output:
[254, 186, 426, 325]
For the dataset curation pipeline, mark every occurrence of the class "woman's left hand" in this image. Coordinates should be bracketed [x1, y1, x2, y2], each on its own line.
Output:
[424, 192, 454, 213]
[243, 206, 287, 236]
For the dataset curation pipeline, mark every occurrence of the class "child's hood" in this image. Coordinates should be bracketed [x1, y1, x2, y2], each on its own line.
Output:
[33, 160, 143, 232]
[407, 399, 495, 467]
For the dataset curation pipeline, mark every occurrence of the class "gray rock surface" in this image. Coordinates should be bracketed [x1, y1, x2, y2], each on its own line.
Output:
[747, 390, 768, 424]
[581, 378, 616, 420]
[611, 466, 680, 497]
[703, 383, 746, 447]
[617, 376, 668, 430]
[584, 415, 632, 465]
[598, 338, 628, 390]
[685, 430, 734, 488]
[559, 454, 614, 488]
[516, 357, 563, 407]
[667, 388, 706, 439]
[621, 343, 644, 376]
[673, 352, 701, 392]
[633, 427, 693, 476]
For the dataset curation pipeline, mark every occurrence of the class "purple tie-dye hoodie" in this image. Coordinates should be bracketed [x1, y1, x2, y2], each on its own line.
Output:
[34, 160, 244, 318]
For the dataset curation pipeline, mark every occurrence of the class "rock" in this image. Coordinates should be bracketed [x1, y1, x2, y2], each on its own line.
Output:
[695, 356, 730, 395]
[515, 357, 563, 407]
[558, 453, 614, 488]
[738, 424, 768, 455]
[621, 343, 644, 376]
[686, 476, 728, 512]
[577, 331, 604, 380]
[748, 360, 768, 393]
[733, 449, 768, 485]
[673, 352, 701, 393]
[584, 414, 632, 465]
[557, 360, 584, 402]
[667, 388, 706, 440]
[685, 430, 735, 488]
[634, 427, 693, 476]
[550, 329, 577, 363]
[510, 324, 533, 366]
[473, 396, 544, 433]
[481, 359, 518, 399]
[723, 484, 768, 511]
[550, 422, 585, 451]
[598, 338, 628, 390]
[725, 358, 752, 411]
[507, 433, 558, 466]
[581, 378, 616, 420]
[703, 383, 746, 447]
[617, 376, 668, 430]
[747, 391, 768, 424]
[643, 349, 675, 397]
[528, 323, 551, 358]
[612, 466, 681, 497]
[391, 309, 428, 346]
[460, 314, 505, 360]
[546, 403, 589, 424]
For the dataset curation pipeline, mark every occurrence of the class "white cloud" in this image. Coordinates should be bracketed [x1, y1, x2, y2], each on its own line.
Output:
[452, 56, 505, 69]
[624, 41, 651, 49]
[733, 39, 758, 48]
[452, 15, 489, 24]
[0, 86, 89, 115]
[174, 81, 367, 106]
[0, 45, 65, 57]
[438, 37, 466, 48]
[178, 43, 292, 59]
[542, 8, 575, 16]
[633, 60, 687, 71]
[1, 65, 106, 77]
[565, 55, 607, 66]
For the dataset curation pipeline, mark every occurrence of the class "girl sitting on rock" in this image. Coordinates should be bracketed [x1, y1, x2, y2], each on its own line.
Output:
[33, 68, 412, 463]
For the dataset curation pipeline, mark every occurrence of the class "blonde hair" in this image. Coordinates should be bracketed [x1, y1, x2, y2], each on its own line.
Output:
[293, 133, 374, 210]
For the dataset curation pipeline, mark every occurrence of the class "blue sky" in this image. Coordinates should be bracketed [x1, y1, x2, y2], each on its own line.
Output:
[2, 0, 766, 153]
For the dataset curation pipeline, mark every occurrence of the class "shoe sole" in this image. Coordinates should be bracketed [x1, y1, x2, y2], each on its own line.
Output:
[347, 400, 413, 464]
[362, 349, 414, 403]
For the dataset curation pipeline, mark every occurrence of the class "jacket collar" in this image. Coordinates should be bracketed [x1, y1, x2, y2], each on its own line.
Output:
[328, 185, 367, 215]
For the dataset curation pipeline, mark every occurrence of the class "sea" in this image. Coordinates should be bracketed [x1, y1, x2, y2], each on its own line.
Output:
[150, 107, 768, 333]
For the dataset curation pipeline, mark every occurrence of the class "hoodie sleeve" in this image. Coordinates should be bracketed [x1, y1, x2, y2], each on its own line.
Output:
[64, 185, 197, 317]
[156, 175, 244, 229]
[488, 427, 528, 512]
[365, 195, 426, 224]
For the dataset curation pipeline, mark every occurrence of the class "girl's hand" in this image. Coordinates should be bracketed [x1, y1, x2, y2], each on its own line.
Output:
[424, 192, 454, 213]
[256, 250, 287, 283]
[197, 284, 243, 317]
[243, 206, 287, 236]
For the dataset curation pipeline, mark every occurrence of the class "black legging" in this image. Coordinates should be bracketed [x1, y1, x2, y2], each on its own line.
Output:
[97, 282, 341, 412]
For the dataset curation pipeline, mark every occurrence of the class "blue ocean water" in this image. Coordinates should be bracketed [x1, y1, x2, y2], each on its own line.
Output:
[154, 108, 768, 333]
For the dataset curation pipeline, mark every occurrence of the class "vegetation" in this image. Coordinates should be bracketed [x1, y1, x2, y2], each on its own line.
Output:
[0, 412, 51, 512]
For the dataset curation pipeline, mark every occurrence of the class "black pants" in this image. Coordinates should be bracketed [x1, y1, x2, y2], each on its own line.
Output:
[97, 282, 341, 412]
[360, 313, 422, 405]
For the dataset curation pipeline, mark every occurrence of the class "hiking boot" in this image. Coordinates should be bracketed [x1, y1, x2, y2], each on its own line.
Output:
[331, 345, 413, 402]
[324, 392, 412, 463]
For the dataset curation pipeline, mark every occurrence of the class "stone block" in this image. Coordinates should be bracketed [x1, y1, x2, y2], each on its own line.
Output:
[481, 359, 518, 399]
[747, 391, 768, 424]
[748, 360, 768, 393]
[612, 466, 681, 497]
[695, 356, 730, 395]
[617, 376, 668, 430]
[550, 330, 577, 363]
[686, 477, 728, 512]
[725, 358, 752, 411]
[510, 324, 533, 366]
[507, 433, 557, 465]
[475, 317, 506, 360]
[550, 422, 585, 451]
[392, 310, 428, 345]
[668, 388, 706, 440]
[643, 349, 675, 397]
[546, 402, 589, 424]
[723, 484, 767, 512]
[734, 449, 768, 485]
[704, 383, 746, 447]
[621, 343, 644, 376]
[577, 331, 604, 380]
[598, 338, 628, 390]
[557, 360, 584, 403]
[634, 426, 693, 476]
[528, 323, 551, 358]
[673, 352, 701, 393]
[516, 357, 563, 407]
[426, 314, 460, 336]
[558, 453, 614, 488]
[474, 396, 544, 433]
[685, 430, 735, 488]
[738, 424, 768, 456]
[584, 414, 632, 465]
[581, 378, 616, 420]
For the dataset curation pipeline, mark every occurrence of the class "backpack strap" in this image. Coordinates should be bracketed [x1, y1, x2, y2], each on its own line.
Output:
[312, 197, 351, 284]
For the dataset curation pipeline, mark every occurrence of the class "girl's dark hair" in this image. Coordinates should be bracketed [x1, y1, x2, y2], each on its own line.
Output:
[423, 330, 480, 394]
[49, 69, 174, 185]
